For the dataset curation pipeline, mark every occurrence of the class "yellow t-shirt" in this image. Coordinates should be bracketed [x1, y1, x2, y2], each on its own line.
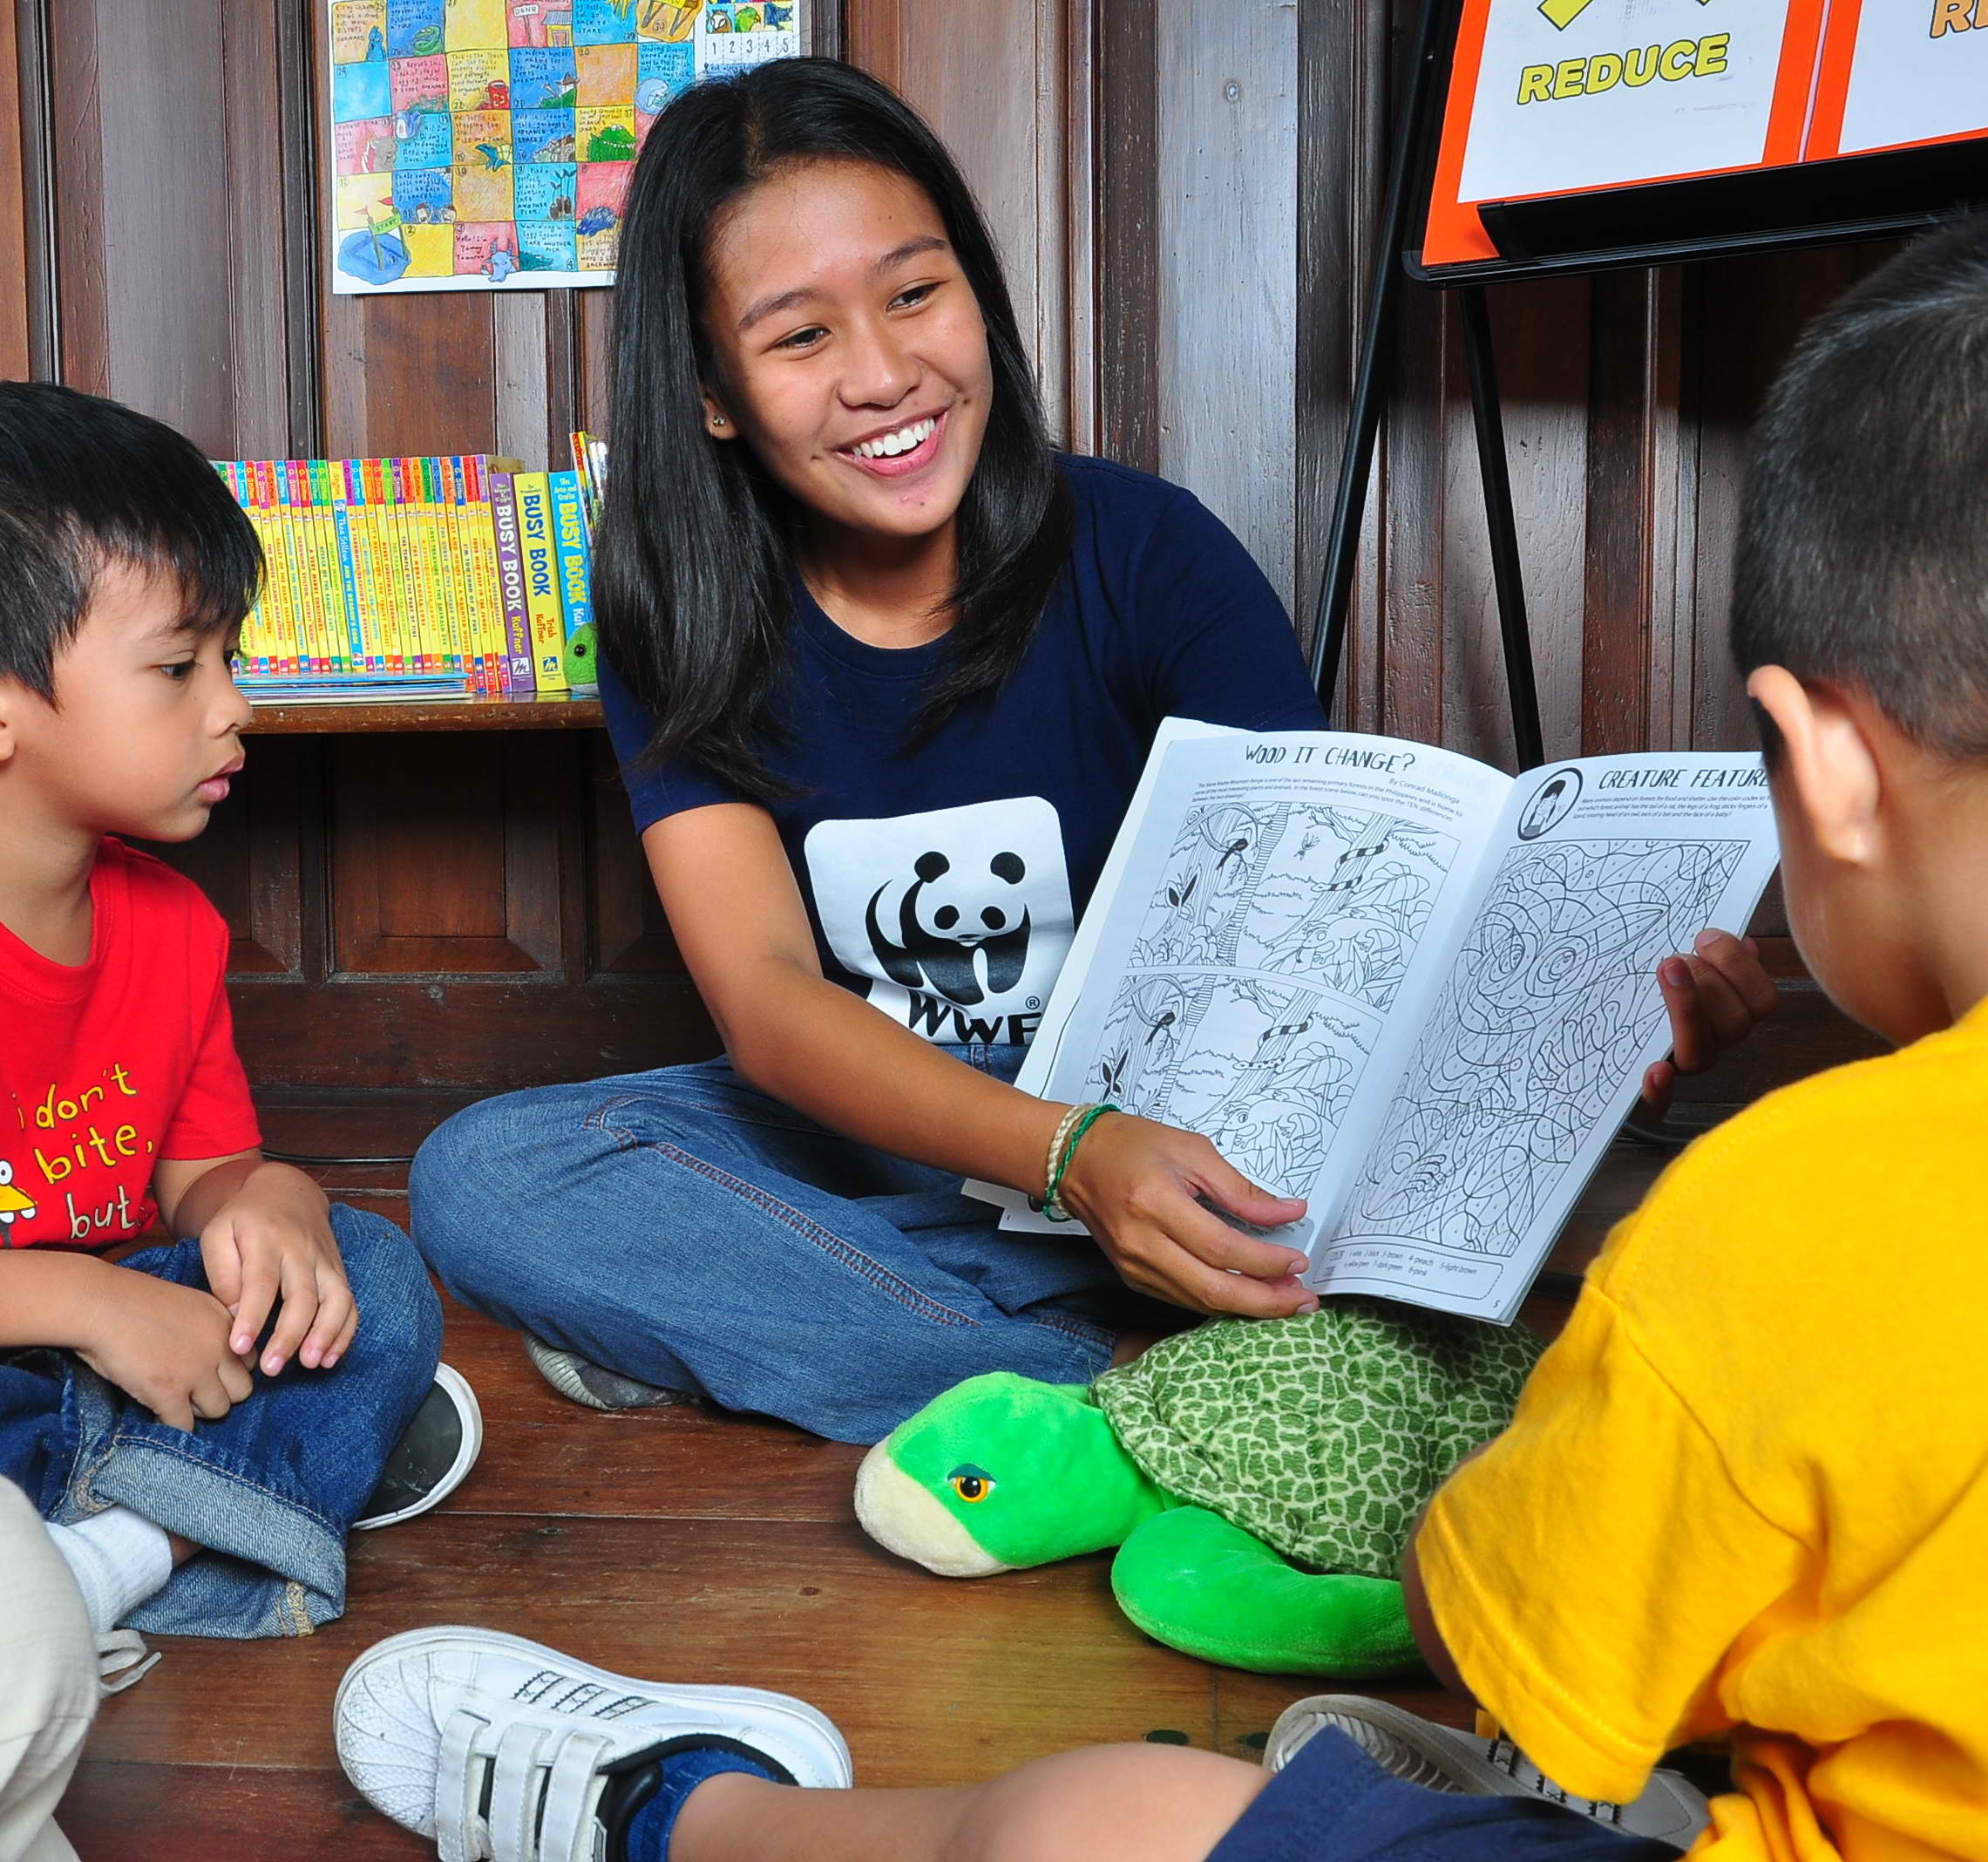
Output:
[1417, 997, 1988, 1861]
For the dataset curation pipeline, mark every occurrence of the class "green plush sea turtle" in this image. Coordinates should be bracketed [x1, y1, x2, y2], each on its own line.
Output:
[855, 1300, 1543, 1675]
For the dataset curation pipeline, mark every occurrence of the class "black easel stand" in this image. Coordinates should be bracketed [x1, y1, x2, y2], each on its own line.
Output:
[1458, 284, 1544, 771]
[1306, 8, 1545, 770]
[1306, 0, 1975, 768]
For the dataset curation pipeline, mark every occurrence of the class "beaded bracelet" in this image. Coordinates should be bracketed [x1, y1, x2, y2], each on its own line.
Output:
[1043, 1102, 1119, 1221]
[1041, 1102, 1091, 1212]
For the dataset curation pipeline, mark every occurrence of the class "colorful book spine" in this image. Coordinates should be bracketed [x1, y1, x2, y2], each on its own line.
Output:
[307, 459, 349, 674]
[451, 457, 497, 697]
[547, 470, 594, 648]
[420, 457, 459, 678]
[379, 459, 412, 675]
[514, 472, 567, 694]
[244, 464, 283, 676]
[349, 459, 386, 672]
[461, 458, 507, 696]
[444, 456, 473, 684]
[432, 457, 472, 692]
[304, 460, 344, 673]
[267, 462, 313, 673]
[225, 463, 272, 676]
[397, 458, 432, 674]
[488, 471, 535, 694]
[429, 458, 458, 677]
[327, 493, 365, 676]
[337, 460, 377, 674]
[260, 463, 302, 680]
[569, 430, 605, 531]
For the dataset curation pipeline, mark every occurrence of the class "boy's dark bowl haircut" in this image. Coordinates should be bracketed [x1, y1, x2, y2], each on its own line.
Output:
[1733, 214, 1988, 762]
[0, 381, 261, 701]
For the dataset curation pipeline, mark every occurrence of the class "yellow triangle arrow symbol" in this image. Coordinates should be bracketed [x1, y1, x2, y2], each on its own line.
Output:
[1539, 0, 1711, 28]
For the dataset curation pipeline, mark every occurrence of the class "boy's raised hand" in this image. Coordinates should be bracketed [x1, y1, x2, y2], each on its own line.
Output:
[76, 1271, 254, 1433]
[1641, 928, 1781, 1121]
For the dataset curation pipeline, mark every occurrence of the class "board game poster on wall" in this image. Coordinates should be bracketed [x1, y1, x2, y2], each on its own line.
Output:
[328, 0, 804, 295]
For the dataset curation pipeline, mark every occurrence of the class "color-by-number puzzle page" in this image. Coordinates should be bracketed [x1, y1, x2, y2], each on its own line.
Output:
[328, 0, 803, 294]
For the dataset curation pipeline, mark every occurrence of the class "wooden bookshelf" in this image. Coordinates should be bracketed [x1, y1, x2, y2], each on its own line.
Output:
[243, 693, 604, 733]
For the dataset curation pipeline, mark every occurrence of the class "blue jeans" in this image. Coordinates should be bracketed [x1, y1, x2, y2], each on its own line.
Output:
[1208, 1731, 1684, 1861]
[410, 1046, 1170, 1443]
[0, 1206, 440, 1639]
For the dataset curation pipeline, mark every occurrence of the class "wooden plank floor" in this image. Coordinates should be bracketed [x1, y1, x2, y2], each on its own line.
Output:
[55, 1091, 1684, 1859]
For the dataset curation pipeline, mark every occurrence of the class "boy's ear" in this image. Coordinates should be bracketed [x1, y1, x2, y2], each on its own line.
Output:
[1747, 665, 1882, 866]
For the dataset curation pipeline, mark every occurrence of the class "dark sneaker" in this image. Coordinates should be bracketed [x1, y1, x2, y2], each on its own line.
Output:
[523, 1333, 697, 1412]
[355, 1364, 484, 1531]
[1265, 1696, 1709, 1849]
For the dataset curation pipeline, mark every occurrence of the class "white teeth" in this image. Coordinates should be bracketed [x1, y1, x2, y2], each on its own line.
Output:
[853, 418, 936, 460]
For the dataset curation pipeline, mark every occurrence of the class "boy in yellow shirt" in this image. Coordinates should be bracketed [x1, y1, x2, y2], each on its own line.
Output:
[331, 219, 1985, 1862]
[1392, 212, 1988, 1857]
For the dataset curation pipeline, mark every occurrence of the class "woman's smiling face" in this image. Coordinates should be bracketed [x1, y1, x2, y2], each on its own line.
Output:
[696, 158, 994, 548]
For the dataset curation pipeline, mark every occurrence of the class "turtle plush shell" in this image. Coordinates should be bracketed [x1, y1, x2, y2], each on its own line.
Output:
[1093, 1299, 1543, 1579]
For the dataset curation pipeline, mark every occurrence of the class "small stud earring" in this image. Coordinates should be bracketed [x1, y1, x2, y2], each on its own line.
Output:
[710, 414, 727, 429]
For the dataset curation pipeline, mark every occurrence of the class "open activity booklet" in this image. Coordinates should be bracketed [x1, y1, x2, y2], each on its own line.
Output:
[967, 720, 1781, 1324]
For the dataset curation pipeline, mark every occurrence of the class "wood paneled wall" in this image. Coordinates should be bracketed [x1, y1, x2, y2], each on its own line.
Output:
[3, 0, 1877, 1091]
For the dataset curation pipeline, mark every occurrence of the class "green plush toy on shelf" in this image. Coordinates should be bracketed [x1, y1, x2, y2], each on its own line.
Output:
[855, 1300, 1543, 1675]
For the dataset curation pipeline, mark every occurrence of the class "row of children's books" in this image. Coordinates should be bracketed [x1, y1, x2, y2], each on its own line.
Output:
[214, 436, 607, 703]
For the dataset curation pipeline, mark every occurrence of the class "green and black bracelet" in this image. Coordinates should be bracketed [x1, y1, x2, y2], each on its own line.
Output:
[1042, 1101, 1119, 1221]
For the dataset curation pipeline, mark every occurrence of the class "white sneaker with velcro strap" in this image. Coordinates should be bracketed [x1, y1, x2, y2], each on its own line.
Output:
[334, 1626, 852, 1862]
[1264, 1695, 1711, 1850]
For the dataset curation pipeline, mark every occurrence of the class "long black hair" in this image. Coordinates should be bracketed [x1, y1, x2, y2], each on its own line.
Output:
[595, 57, 1073, 800]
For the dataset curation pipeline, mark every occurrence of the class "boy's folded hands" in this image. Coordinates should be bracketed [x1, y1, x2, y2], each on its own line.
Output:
[75, 1270, 255, 1434]
[75, 1158, 356, 1431]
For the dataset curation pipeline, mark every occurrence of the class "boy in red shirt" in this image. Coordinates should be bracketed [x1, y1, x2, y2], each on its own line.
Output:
[0, 383, 477, 1660]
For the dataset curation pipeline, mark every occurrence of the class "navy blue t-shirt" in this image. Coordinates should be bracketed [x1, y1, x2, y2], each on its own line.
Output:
[600, 454, 1325, 1046]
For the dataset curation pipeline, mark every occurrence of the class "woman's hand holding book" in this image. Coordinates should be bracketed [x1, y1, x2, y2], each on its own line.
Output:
[1056, 1115, 1317, 1319]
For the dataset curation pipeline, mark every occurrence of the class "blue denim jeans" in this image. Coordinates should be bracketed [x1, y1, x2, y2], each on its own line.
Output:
[410, 1045, 1170, 1443]
[0, 1206, 439, 1639]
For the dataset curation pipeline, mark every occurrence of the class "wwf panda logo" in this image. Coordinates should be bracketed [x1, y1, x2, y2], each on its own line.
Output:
[805, 797, 1073, 1038]
[865, 850, 1033, 1007]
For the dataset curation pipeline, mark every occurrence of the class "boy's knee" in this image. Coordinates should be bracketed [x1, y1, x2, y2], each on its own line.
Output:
[329, 1207, 442, 1357]
[967, 1746, 1265, 1862]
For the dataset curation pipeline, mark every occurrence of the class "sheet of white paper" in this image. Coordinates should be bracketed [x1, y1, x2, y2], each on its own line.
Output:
[961, 716, 1236, 1212]
[975, 728, 1512, 1237]
[1309, 751, 1778, 1322]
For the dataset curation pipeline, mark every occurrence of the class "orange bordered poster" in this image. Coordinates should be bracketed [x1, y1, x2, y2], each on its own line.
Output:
[1419, 0, 1828, 270]
[1807, 0, 1988, 160]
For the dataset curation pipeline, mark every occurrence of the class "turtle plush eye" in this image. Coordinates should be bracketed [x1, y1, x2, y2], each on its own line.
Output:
[947, 1464, 994, 1504]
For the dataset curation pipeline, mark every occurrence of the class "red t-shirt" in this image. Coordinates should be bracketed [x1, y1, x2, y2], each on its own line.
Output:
[0, 839, 261, 1250]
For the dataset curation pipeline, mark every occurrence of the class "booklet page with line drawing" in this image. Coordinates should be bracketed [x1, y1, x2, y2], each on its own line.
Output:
[967, 720, 1780, 1323]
